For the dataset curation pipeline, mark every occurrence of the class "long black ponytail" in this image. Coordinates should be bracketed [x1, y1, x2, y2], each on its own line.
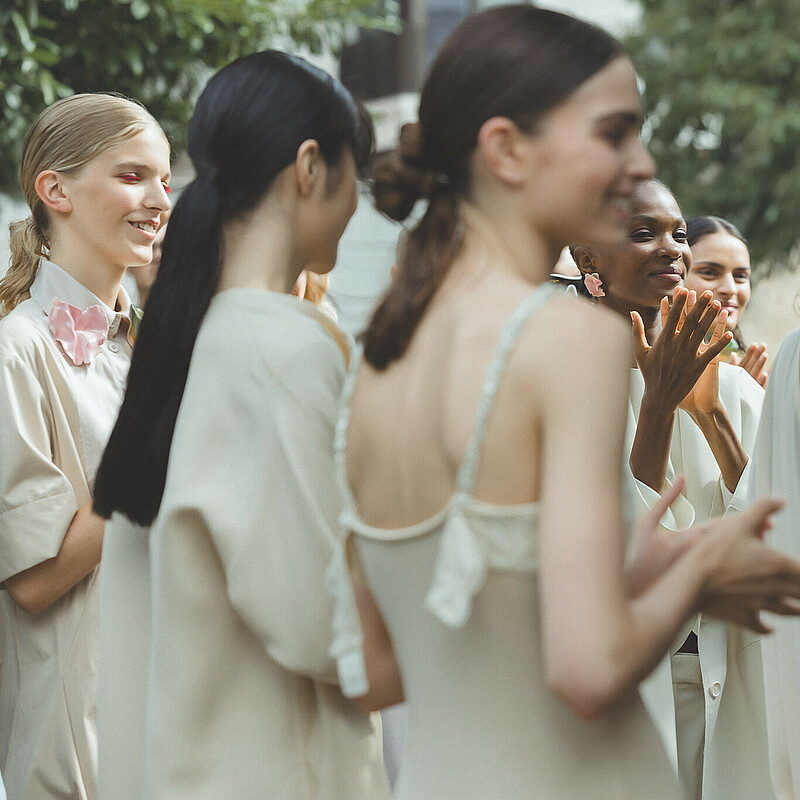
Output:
[94, 50, 373, 525]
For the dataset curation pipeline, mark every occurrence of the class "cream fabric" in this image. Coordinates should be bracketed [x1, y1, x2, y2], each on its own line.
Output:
[96, 514, 150, 800]
[751, 327, 800, 800]
[628, 363, 775, 800]
[330, 287, 682, 800]
[0, 259, 131, 800]
[672, 653, 704, 800]
[143, 290, 389, 800]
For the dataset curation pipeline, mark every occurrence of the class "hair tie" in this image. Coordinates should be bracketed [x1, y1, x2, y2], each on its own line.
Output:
[26, 214, 44, 236]
[27, 213, 49, 252]
[397, 123, 451, 199]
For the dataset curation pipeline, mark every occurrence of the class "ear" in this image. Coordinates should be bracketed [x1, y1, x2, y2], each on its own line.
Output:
[476, 117, 528, 186]
[34, 170, 73, 214]
[571, 246, 600, 277]
[294, 139, 323, 198]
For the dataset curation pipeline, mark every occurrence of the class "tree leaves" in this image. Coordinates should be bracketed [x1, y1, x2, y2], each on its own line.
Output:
[0, 0, 399, 193]
[626, 0, 800, 263]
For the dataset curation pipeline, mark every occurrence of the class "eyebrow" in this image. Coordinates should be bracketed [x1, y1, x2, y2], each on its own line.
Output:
[694, 260, 750, 271]
[113, 161, 172, 180]
[629, 214, 686, 226]
[596, 111, 644, 128]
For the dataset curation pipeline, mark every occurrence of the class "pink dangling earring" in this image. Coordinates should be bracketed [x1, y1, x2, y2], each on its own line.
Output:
[583, 272, 605, 298]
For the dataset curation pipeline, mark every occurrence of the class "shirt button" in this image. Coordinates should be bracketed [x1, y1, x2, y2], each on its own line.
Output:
[107, 342, 120, 353]
[709, 681, 722, 699]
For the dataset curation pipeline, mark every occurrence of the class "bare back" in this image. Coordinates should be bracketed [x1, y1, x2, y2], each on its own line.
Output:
[347, 264, 566, 529]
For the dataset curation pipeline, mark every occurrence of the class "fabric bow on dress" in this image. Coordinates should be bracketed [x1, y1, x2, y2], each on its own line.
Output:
[48, 298, 109, 366]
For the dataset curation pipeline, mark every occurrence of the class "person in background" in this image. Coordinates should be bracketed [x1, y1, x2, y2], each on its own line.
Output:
[0, 92, 170, 800]
[574, 178, 776, 800]
[685, 215, 768, 386]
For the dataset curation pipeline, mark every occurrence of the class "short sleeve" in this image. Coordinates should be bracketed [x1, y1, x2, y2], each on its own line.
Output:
[0, 356, 77, 583]
[161, 316, 347, 683]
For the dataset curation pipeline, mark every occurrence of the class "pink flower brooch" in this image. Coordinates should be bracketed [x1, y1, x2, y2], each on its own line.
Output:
[48, 298, 109, 366]
[583, 272, 605, 298]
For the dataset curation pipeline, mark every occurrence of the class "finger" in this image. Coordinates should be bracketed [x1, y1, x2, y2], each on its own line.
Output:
[740, 343, 765, 372]
[686, 296, 721, 351]
[682, 290, 713, 331]
[678, 290, 695, 333]
[739, 343, 759, 371]
[707, 605, 772, 633]
[751, 351, 768, 381]
[745, 613, 772, 635]
[630, 312, 650, 360]
[730, 352, 742, 366]
[662, 287, 688, 338]
[660, 296, 670, 331]
[708, 309, 729, 348]
[738, 496, 786, 540]
[697, 331, 733, 369]
[764, 596, 800, 616]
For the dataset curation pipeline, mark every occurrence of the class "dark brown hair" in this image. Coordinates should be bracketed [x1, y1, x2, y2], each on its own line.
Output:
[363, 4, 625, 369]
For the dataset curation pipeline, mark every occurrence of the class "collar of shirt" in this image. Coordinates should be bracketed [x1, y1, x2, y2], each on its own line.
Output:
[29, 258, 132, 338]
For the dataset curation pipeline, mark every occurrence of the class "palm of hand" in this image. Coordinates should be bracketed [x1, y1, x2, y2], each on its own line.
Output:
[633, 290, 726, 412]
[679, 350, 720, 415]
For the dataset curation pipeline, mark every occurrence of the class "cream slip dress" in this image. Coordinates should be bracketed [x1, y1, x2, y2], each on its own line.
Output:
[327, 284, 682, 800]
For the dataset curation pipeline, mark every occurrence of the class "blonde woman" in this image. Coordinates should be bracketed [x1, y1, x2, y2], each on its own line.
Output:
[0, 94, 170, 799]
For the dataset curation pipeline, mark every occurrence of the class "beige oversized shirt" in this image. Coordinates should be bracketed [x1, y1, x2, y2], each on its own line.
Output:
[0, 259, 132, 800]
[144, 290, 389, 800]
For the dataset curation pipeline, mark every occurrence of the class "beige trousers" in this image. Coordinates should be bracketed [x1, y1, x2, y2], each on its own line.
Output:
[672, 652, 705, 800]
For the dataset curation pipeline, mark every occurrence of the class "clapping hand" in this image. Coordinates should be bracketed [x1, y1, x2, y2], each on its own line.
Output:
[678, 291, 730, 417]
[731, 342, 769, 387]
[631, 288, 733, 413]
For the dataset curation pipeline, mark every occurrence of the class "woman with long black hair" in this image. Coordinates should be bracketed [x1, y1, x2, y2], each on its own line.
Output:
[93, 51, 389, 800]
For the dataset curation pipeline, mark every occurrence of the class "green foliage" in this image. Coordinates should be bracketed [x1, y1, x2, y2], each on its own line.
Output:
[625, 0, 800, 262]
[0, 0, 399, 192]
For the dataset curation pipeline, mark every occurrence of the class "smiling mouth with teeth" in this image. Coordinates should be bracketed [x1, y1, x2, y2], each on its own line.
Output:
[131, 222, 157, 233]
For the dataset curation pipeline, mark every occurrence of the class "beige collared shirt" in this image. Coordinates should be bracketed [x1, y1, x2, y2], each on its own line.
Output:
[0, 258, 132, 800]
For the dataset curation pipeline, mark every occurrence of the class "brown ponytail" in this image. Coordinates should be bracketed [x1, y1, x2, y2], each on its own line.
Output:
[1, 214, 49, 315]
[361, 5, 625, 370]
[365, 122, 461, 370]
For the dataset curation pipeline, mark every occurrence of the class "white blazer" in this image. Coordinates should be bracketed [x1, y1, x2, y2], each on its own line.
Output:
[626, 363, 775, 800]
